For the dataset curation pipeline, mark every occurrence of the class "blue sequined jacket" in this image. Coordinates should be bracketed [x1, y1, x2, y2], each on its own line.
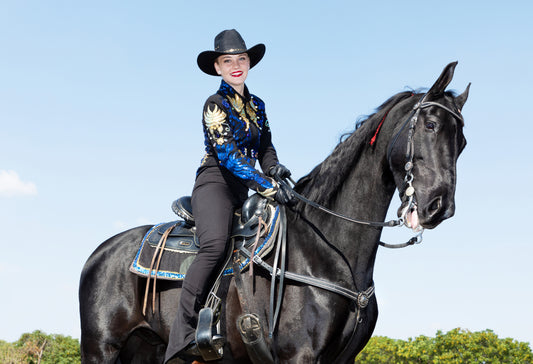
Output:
[198, 80, 279, 197]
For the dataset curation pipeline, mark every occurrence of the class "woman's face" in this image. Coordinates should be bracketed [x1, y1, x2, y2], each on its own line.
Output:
[214, 53, 250, 93]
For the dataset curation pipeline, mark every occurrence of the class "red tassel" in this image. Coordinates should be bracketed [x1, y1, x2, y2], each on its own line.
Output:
[370, 93, 414, 146]
[370, 113, 388, 146]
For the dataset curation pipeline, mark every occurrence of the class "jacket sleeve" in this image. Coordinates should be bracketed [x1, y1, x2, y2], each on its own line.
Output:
[202, 98, 278, 198]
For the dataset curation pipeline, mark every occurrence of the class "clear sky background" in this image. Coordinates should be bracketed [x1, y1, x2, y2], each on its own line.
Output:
[1, 0, 532, 349]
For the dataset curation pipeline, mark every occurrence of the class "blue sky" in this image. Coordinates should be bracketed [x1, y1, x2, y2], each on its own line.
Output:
[1, 0, 532, 349]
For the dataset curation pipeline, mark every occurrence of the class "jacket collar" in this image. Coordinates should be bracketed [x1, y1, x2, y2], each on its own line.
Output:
[218, 80, 251, 101]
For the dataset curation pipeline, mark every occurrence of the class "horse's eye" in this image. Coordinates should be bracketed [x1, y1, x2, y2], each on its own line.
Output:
[425, 121, 436, 131]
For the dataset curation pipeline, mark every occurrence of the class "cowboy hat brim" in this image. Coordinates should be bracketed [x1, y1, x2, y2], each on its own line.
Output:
[197, 43, 266, 76]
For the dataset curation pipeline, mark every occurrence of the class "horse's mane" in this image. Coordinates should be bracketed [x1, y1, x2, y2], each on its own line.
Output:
[294, 91, 417, 205]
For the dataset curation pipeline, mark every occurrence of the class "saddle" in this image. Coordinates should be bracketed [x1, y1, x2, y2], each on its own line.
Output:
[129, 193, 280, 280]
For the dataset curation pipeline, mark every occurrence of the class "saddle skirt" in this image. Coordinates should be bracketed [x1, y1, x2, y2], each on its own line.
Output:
[129, 194, 280, 280]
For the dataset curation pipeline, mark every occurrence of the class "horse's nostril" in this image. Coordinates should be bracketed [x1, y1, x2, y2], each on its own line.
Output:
[428, 197, 442, 214]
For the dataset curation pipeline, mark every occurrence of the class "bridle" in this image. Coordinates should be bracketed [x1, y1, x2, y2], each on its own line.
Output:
[387, 93, 464, 233]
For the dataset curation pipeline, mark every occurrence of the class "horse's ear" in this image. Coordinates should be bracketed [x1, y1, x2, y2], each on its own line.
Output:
[427, 61, 458, 97]
[455, 83, 471, 111]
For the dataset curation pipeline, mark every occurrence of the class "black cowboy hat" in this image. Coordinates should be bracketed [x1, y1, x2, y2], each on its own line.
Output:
[197, 29, 265, 76]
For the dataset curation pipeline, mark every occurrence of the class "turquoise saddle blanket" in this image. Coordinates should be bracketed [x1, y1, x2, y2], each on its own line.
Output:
[129, 197, 280, 281]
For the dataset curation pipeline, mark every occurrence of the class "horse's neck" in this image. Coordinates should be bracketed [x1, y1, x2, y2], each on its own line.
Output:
[334, 144, 396, 229]
[334, 144, 395, 276]
[292, 130, 397, 289]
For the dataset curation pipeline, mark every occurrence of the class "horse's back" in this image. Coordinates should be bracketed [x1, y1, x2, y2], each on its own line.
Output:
[80, 225, 151, 295]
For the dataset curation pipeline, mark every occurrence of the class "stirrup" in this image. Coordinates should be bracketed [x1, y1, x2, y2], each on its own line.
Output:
[195, 307, 224, 361]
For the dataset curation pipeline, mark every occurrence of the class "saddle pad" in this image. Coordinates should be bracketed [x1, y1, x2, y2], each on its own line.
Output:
[129, 205, 280, 281]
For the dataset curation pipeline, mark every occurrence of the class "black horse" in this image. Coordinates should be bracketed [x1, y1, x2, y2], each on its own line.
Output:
[79, 62, 469, 363]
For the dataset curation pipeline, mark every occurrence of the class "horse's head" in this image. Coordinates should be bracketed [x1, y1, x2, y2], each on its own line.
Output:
[388, 62, 469, 230]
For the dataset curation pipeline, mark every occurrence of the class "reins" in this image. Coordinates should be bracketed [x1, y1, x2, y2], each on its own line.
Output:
[282, 177, 422, 248]
[286, 178, 402, 228]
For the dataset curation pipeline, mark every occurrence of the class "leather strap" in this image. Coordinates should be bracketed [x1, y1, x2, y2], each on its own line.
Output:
[246, 249, 375, 305]
[248, 215, 267, 278]
[419, 100, 464, 124]
[288, 185, 402, 228]
[232, 254, 251, 315]
[143, 223, 176, 315]
[268, 206, 287, 338]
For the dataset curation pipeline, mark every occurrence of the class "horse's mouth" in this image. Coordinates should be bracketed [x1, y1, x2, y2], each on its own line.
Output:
[398, 195, 453, 230]
[397, 203, 422, 231]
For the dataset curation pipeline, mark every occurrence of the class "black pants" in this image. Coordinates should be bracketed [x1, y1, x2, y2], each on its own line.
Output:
[165, 168, 247, 362]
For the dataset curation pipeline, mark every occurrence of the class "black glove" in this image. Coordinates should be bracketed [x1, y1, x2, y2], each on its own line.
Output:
[274, 182, 296, 205]
[268, 164, 291, 181]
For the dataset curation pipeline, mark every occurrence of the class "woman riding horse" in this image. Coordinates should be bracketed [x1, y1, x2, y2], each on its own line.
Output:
[165, 29, 294, 362]
[79, 61, 469, 364]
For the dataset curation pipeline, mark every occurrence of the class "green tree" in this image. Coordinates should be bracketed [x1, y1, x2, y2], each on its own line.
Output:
[11, 330, 80, 364]
[39, 334, 80, 364]
[0, 339, 27, 364]
[355, 328, 533, 364]
[15, 330, 48, 364]
[353, 336, 401, 363]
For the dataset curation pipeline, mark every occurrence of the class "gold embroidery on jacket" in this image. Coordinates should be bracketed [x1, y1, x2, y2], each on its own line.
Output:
[226, 94, 259, 131]
[204, 104, 227, 145]
[227, 94, 244, 113]
[246, 101, 258, 127]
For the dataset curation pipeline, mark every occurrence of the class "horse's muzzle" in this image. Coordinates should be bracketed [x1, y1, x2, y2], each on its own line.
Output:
[419, 195, 455, 229]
